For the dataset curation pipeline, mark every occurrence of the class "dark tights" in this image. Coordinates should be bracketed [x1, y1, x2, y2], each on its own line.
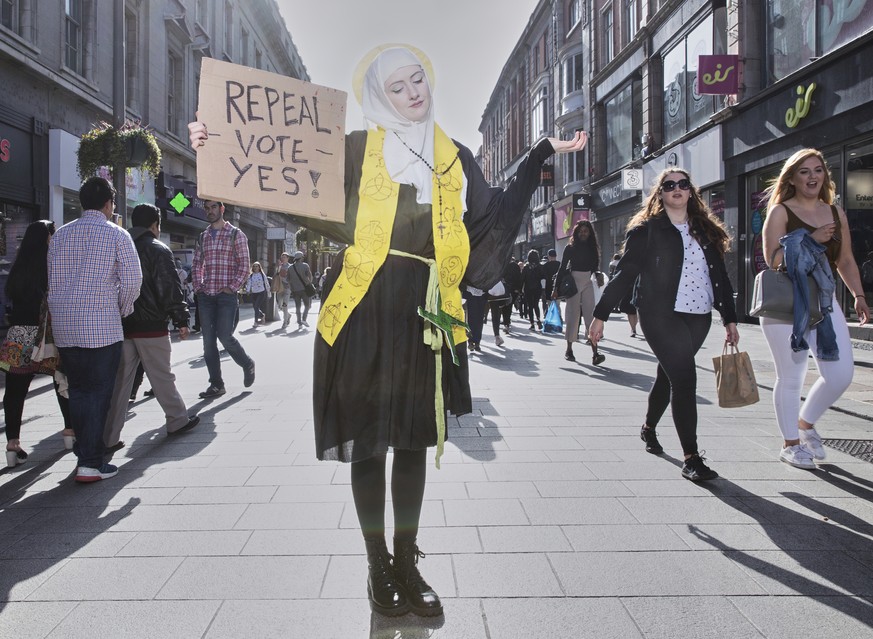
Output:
[351, 449, 427, 541]
[639, 311, 711, 456]
[524, 292, 542, 324]
[3, 372, 71, 441]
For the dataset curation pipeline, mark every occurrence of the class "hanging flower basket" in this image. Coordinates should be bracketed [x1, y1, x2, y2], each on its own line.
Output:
[77, 121, 162, 179]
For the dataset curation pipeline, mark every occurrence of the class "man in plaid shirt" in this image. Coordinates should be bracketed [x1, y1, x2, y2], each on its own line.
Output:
[48, 176, 142, 483]
[191, 200, 255, 398]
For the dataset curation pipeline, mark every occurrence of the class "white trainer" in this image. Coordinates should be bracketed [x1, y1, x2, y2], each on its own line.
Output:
[780, 444, 816, 470]
[495, 334, 504, 347]
[799, 427, 826, 460]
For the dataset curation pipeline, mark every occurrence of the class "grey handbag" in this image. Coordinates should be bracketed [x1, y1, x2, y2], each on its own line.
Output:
[749, 250, 823, 324]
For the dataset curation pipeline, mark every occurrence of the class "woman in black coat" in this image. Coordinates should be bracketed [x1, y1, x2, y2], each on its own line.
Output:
[521, 249, 544, 330]
[589, 169, 739, 482]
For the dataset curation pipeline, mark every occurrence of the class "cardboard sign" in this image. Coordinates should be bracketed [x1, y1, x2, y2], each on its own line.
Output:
[196, 58, 346, 221]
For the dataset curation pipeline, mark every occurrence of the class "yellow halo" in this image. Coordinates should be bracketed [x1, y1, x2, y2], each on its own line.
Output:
[352, 43, 435, 106]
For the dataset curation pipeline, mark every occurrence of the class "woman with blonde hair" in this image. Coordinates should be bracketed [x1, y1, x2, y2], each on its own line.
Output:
[760, 149, 869, 469]
[589, 169, 739, 482]
[190, 44, 585, 617]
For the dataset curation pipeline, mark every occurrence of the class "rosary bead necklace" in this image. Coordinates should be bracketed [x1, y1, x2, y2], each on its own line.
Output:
[393, 132, 459, 239]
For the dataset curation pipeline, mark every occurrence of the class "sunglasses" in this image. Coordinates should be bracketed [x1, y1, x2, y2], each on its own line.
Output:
[661, 179, 691, 192]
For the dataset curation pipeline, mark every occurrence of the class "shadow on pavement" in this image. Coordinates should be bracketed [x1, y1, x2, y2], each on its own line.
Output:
[0, 390, 252, 614]
[688, 475, 873, 627]
[369, 611, 445, 637]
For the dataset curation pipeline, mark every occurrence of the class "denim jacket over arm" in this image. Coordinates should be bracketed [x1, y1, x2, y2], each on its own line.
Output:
[780, 228, 838, 360]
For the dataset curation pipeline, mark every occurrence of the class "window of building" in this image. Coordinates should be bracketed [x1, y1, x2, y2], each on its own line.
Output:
[563, 52, 584, 95]
[167, 50, 182, 135]
[604, 79, 642, 172]
[196, 0, 207, 25]
[241, 26, 249, 66]
[65, 0, 83, 74]
[662, 14, 715, 144]
[565, 128, 587, 185]
[125, 9, 138, 110]
[224, 1, 233, 58]
[766, 0, 873, 82]
[625, 0, 638, 43]
[602, 5, 614, 65]
[568, 0, 582, 31]
[255, 48, 263, 70]
[532, 87, 548, 138]
[1, 0, 17, 32]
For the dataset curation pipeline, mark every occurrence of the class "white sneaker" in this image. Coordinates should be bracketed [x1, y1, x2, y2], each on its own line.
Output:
[495, 334, 504, 347]
[780, 444, 816, 470]
[799, 427, 826, 460]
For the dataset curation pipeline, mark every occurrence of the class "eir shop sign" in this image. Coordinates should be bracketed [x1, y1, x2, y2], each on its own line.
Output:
[196, 58, 347, 221]
[697, 55, 739, 95]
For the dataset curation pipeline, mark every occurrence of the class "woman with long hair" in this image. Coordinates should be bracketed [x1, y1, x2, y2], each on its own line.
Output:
[245, 261, 269, 327]
[553, 220, 602, 362]
[189, 44, 586, 617]
[2, 220, 71, 466]
[760, 149, 869, 469]
[589, 169, 739, 482]
[521, 249, 544, 330]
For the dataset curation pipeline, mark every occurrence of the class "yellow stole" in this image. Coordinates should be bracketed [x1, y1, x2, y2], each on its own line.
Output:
[317, 126, 469, 348]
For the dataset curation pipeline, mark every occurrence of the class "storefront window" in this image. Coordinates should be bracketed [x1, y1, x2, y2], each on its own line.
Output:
[820, 1, 873, 54]
[663, 15, 715, 144]
[845, 139, 873, 302]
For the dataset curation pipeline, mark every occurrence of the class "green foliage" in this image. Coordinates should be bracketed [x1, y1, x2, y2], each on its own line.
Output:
[77, 121, 162, 179]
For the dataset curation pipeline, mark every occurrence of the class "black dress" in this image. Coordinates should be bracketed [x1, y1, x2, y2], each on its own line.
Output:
[301, 131, 554, 462]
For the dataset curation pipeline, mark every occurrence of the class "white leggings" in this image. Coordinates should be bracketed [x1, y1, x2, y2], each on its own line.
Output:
[760, 308, 854, 441]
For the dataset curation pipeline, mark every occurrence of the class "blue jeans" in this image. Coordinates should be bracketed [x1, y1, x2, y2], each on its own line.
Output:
[58, 342, 123, 468]
[198, 292, 252, 388]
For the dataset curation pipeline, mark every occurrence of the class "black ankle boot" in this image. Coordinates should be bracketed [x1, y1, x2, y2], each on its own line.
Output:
[393, 538, 443, 617]
[364, 537, 407, 616]
[640, 425, 663, 455]
[565, 345, 575, 361]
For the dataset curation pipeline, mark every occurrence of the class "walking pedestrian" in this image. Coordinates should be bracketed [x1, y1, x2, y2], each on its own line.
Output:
[541, 248, 560, 317]
[759, 149, 869, 469]
[48, 176, 142, 482]
[102, 204, 200, 452]
[554, 220, 601, 362]
[273, 252, 293, 329]
[521, 249, 543, 331]
[589, 169, 739, 482]
[501, 256, 522, 332]
[190, 200, 255, 398]
[287, 250, 314, 328]
[2, 221, 71, 467]
[189, 43, 586, 618]
[246, 262, 269, 326]
[463, 285, 487, 352]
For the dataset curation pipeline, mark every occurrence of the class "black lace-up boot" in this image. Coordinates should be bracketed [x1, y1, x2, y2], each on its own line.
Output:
[393, 538, 443, 617]
[364, 537, 407, 616]
[640, 425, 663, 455]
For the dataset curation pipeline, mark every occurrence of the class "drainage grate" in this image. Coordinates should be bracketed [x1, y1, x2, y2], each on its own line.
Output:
[822, 439, 873, 463]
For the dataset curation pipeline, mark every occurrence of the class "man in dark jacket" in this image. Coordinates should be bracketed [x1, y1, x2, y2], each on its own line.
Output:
[103, 204, 199, 451]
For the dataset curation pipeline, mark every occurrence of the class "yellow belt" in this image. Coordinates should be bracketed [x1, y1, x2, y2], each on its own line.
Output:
[389, 248, 468, 469]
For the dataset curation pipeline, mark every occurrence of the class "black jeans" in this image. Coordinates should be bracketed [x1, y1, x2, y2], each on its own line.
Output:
[639, 311, 711, 456]
[3, 372, 71, 440]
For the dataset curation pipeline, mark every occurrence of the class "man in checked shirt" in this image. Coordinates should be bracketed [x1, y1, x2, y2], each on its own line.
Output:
[48, 176, 143, 483]
[190, 200, 256, 398]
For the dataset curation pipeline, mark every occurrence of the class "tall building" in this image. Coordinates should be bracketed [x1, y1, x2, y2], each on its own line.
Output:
[481, 0, 873, 328]
[0, 0, 310, 320]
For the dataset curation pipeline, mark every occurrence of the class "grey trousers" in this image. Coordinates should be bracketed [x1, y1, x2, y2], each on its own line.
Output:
[104, 336, 190, 447]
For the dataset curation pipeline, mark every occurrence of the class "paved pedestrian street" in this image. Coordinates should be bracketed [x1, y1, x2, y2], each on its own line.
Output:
[2, 302, 873, 638]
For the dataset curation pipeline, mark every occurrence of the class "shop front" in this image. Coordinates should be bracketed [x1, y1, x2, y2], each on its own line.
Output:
[724, 40, 873, 322]
[553, 193, 592, 258]
[0, 104, 47, 327]
[590, 176, 640, 270]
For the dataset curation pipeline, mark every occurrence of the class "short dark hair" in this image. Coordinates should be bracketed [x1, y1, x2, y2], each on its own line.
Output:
[547, 249, 557, 257]
[205, 200, 225, 209]
[79, 176, 116, 211]
[132, 203, 161, 229]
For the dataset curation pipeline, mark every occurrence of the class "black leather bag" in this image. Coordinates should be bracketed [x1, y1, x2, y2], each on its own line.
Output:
[556, 272, 577, 299]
